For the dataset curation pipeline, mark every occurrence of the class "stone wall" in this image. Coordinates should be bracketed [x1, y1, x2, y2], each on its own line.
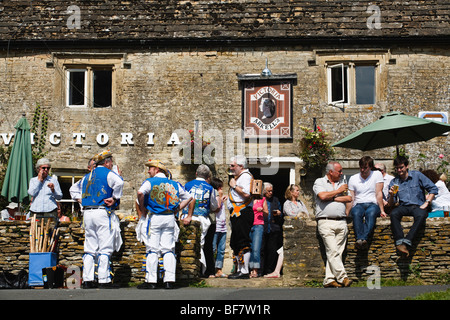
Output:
[283, 216, 450, 285]
[0, 219, 201, 286]
[1, 216, 449, 286]
[1, 45, 449, 214]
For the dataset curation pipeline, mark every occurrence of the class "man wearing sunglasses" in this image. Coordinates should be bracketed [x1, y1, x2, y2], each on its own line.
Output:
[28, 158, 63, 219]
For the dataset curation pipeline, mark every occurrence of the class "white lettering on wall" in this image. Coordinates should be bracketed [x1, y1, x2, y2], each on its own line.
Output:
[121, 133, 134, 146]
[0, 133, 14, 146]
[167, 132, 181, 145]
[147, 133, 155, 146]
[73, 133, 85, 145]
[96, 133, 109, 146]
[49, 132, 61, 145]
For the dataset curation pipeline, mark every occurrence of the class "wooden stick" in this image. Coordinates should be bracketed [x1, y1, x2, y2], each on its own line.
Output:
[35, 219, 39, 252]
[42, 219, 50, 252]
[50, 228, 60, 252]
[29, 215, 35, 253]
[48, 228, 57, 253]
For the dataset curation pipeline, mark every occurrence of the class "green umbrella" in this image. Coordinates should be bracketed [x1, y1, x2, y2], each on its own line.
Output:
[1, 115, 33, 204]
[332, 111, 450, 155]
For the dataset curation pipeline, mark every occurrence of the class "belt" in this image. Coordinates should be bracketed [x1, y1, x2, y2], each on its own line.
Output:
[149, 211, 174, 215]
[83, 206, 107, 210]
[316, 217, 346, 221]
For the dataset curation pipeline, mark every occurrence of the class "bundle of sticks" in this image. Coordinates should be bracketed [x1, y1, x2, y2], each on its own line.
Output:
[29, 215, 59, 253]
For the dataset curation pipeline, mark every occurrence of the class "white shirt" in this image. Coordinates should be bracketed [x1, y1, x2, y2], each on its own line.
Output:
[436, 180, 449, 197]
[381, 173, 394, 200]
[348, 170, 383, 205]
[313, 175, 347, 219]
[227, 169, 252, 210]
[1, 209, 14, 221]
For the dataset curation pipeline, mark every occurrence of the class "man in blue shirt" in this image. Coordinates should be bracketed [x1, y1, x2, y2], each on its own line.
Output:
[182, 164, 218, 276]
[388, 156, 438, 257]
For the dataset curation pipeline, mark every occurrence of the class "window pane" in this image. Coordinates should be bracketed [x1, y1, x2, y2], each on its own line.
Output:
[330, 66, 348, 103]
[355, 66, 375, 104]
[68, 71, 85, 105]
[93, 70, 112, 108]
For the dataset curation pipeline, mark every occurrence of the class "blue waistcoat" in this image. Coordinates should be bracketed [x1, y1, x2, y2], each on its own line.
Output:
[183, 179, 214, 217]
[82, 166, 119, 210]
[145, 177, 180, 214]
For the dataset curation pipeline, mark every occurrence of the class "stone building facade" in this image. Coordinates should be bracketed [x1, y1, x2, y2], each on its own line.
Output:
[0, 1, 449, 215]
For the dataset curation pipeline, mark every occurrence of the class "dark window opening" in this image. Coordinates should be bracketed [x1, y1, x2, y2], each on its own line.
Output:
[68, 71, 85, 106]
[93, 70, 112, 108]
[355, 65, 375, 104]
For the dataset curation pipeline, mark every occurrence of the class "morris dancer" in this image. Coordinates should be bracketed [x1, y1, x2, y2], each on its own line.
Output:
[81, 150, 123, 289]
[181, 164, 218, 275]
[227, 155, 254, 279]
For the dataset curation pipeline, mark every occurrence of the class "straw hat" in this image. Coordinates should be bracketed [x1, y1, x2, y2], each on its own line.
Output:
[93, 150, 112, 164]
[145, 159, 169, 177]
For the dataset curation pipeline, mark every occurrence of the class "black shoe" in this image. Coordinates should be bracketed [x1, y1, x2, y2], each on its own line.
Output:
[82, 281, 97, 289]
[228, 272, 249, 279]
[98, 282, 120, 289]
[137, 282, 157, 289]
[164, 282, 175, 289]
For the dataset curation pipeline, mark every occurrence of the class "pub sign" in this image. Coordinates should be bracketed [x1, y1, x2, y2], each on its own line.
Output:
[241, 78, 294, 139]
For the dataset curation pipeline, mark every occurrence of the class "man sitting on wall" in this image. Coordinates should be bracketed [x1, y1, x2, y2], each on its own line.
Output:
[387, 156, 438, 257]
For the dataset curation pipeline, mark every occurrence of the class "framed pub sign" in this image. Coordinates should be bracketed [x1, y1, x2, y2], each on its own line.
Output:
[239, 74, 296, 139]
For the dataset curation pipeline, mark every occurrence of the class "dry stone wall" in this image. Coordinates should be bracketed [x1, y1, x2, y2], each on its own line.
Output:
[0, 219, 201, 286]
[283, 216, 450, 285]
[1, 217, 449, 286]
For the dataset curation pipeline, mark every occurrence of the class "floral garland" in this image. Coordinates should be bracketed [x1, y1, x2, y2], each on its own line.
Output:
[299, 126, 335, 170]
[182, 130, 213, 165]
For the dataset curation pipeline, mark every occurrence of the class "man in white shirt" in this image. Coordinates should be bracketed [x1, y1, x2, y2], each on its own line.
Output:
[1, 202, 18, 221]
[375, 163, 394, 205]
[227, 155, 254, 279]
[80, 150, 124, 289]
[313, 161, 352, 288]
[349, 157, 386, 250]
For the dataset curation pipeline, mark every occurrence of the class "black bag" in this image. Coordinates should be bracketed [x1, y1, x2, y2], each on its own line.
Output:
[0, 270, 29, 289]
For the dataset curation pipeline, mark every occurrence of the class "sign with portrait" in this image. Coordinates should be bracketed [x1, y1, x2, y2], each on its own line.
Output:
[242, 80, 293, 139]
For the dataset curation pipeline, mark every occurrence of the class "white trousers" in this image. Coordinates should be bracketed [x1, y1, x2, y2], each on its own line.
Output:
[191, 215, 211, 273]
[317, 219, 349, 285]
[83, 208, 122, 283]
[144, 214, 177, 283]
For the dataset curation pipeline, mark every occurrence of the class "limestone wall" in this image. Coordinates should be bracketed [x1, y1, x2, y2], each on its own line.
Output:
[1, 217, 449, 286]
[283, 216, 450, 285]
[0, 220, 201, 286]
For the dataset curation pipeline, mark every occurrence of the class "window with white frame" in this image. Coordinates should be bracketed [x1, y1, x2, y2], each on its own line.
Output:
[327, 62, 376, 105]
[65, 66, 113, 108]
[53, 171, 86, 218]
